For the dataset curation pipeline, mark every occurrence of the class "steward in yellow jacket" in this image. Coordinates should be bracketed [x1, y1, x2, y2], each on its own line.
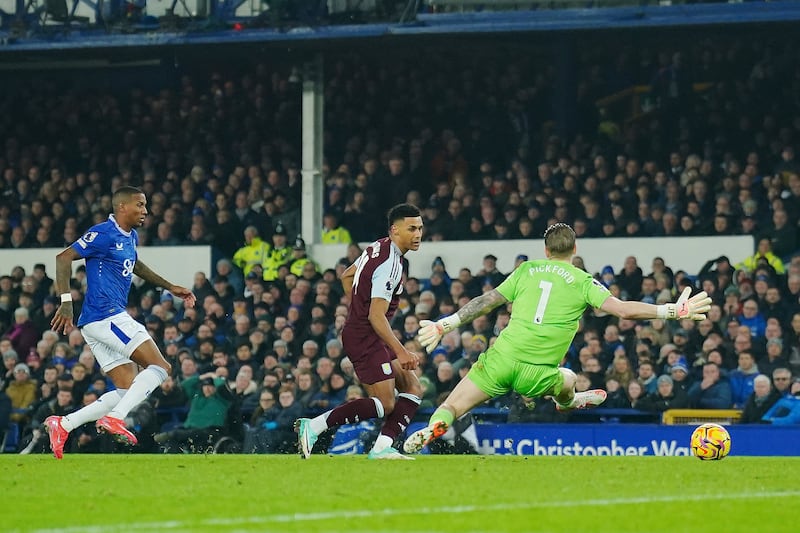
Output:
[232, 226, 268, 277]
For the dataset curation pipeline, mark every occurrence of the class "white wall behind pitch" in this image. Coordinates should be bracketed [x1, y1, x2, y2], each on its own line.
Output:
[0, 245, 211, 289]
[0, 236, 753, 289]
[308, 235, 755, 280]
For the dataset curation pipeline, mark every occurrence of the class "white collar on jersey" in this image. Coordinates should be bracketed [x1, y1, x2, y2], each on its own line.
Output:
[108, 214, 132, 237]
[389, 239, 403, 256]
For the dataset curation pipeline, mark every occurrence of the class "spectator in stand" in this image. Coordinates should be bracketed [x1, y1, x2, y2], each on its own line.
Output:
[605, 353, 634, 389]
[603, 378, 628, 409]
[728, 351, 760, 408]
[343, 190, 377, 243]
[321, 212, 353, 245]
[767, 209, 797, 259]
[637, 360, 658, 394]
[626, 380, 646, 410]
[294, 370, 318, 411]
[476, 254, 505, 289]
[740, 374, 781, 424]
[760, 338, 789, 378]
[761, 284, 789, 323]
[6, 363, 38, 423]
[649, 256, 675, 288]
[598, 265, 616, 289]
[737, 299, 766, 340]
[441, 199, 471, 240]
[215, 259, 244, 300]
[2, 308, 39, 358]
[669, 358, 692, 392]
[151, 222, 180, 247]
[771, 368, 794, 399]
[232, 226, 267, 278]
[688, 362, 733, 409]
[149, 375, 188, 424]
[154, 373, 234, 452]
[616, 256, 643, 300]
[638, 375, 687, 413]
[254, 385, 305, 453]
[1, 349, 19, 390]
[736, 238, 785, 276]
[19, 387, 76, 455]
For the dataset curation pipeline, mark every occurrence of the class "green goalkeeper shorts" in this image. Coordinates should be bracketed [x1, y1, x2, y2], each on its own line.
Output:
[467, 348, 564, 399]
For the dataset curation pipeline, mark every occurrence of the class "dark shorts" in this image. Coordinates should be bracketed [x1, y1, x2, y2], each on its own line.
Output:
[341, 328, 396, 385]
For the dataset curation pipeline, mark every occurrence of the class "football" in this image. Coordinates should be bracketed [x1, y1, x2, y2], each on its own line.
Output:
[690, 423, 731, 460]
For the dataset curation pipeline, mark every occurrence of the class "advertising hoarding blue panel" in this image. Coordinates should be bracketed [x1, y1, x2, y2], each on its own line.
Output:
[410, 423, 800, 456]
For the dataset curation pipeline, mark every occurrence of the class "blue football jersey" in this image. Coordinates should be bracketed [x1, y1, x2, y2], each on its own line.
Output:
[71, 214, 138, 326]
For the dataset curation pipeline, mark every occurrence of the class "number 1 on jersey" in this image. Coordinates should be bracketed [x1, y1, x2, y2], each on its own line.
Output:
[533, 280, 552, 325]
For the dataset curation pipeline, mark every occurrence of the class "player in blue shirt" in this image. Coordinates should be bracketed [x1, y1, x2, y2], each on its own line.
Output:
[45, 186, 196, 459]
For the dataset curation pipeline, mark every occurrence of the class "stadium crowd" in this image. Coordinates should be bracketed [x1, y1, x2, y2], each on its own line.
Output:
[2, 33, 800, 454]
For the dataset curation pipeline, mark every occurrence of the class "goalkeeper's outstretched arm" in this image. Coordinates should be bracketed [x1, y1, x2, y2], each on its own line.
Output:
[600, 287, 711, 321]
[454, 289, 509, 325]
[417, 289, 508, 353]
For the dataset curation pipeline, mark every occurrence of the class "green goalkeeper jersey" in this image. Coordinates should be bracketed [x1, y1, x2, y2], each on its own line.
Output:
[493, 259, 612, 366]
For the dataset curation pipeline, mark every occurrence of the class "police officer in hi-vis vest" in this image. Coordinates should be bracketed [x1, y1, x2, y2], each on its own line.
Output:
[289, 237, 319, 278]
[262, 224, 292, 281]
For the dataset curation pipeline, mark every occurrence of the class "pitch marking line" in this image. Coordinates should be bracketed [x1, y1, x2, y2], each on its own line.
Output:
[28, 490, 800, 533]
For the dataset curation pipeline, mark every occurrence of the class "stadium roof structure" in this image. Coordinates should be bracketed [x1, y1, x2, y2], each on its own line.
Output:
[1, 1, 800, 54]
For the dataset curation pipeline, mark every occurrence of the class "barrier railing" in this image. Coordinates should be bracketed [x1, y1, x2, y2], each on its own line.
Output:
[662, 409, 743, 425]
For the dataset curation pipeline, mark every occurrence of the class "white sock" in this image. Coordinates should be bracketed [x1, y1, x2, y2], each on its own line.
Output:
[61, 390, 126, 432]
[107, 366, 168, 419]
[371, 434, 394, 453]
[309, 413, 330, 435]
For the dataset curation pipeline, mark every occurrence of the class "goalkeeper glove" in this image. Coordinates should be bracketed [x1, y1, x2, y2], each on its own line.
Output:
[657, 287, 712, 321]
[417, 315, 462, 353]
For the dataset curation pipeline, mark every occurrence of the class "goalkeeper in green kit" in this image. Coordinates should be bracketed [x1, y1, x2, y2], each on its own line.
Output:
[404, 223, 712, 454]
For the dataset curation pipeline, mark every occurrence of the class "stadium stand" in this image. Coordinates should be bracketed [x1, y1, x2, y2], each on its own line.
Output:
[1, 24, 800, 454]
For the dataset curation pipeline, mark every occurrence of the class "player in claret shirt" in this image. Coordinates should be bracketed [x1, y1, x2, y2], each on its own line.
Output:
[296, 204, 423, 460]
[46, 186, 196, 459]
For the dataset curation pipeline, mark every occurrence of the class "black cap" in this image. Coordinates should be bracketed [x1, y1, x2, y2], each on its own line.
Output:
[293, 237, 306, 251]
[274, 224, 286, 236]
[200, 377, 215, 387]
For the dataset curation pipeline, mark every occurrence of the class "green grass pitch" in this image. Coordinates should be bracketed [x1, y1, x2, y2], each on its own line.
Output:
[2, 455, 798, 533]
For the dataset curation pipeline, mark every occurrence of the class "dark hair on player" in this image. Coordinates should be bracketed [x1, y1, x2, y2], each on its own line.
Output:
[112, 186, 145, 208]
[387, 203, 421, 227]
